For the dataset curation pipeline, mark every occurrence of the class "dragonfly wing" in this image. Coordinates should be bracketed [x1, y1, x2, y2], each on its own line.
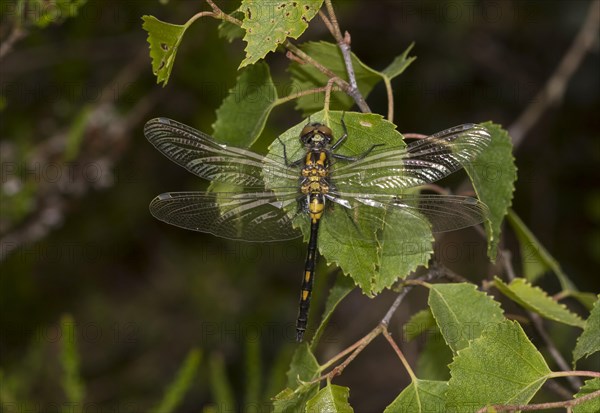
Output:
[149, 190, 303, 241]
[144, 118, 297, 186]
[330, 192, 489, 234]
[333, 124, 491, 191]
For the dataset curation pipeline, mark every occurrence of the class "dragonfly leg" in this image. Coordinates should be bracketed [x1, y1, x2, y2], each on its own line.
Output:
[331, 113, 348, 151]
[276, 136, 303, 167]
[332, 143, 385, 162]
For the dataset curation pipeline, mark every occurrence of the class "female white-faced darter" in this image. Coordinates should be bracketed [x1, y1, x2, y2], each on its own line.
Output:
[144, 115, 491, 342]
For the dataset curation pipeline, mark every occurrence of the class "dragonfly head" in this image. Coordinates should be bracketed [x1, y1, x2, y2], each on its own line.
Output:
[300, 123, 333, 148]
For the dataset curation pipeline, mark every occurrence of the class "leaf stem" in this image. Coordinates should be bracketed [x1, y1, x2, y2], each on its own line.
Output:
[312, 325, 383, 382]
[382, 329, 417, 382]
[191, 1, 242, 27]
[323, 77, 337, 115]
[548, 370, 600, 379]
[383, 78, 394, 122]
[476, 388, 600, 413]
[273, 86, 335, 107]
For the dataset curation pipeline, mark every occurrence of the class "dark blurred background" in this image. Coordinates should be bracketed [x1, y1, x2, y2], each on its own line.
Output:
[1, 0, 598, 412]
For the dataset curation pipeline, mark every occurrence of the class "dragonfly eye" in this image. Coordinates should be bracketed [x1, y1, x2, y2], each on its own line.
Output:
[300, 125, 316, 138]
[317, 125, 332, 137]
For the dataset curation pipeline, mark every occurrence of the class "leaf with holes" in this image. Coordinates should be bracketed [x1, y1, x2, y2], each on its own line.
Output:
[142, 15, 194, 86]
[240, 0, 324, 68]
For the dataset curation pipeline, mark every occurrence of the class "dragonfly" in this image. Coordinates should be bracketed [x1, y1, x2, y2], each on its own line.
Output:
[144, 115, 491, 342]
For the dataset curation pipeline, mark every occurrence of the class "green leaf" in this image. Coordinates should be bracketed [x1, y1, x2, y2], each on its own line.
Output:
[212, 62, 277, 147]
[59, 314, 84, 405]
[209, 354, 236, 411]
[463, 122, 517, 260]
[573, 378, 600, 413]
[507, 210, 576, 290]
[218, 10, 245, 43]
[493, 277, 585, 328]
[306, 384, 353, 413]
[446, 320, 551, 411]
[380, 43, 417, 80]
[311, 273, 355, 350]
[286, 343, 320, 387]
[28, 0, 87, 28]
[384, 380, 447, 413]
[245, 339, 261, 412]
[416, 329, 453, 381]
[404, 308, 436, 342]
[272, 385, 319, 413]
[288, 42, 381, 115]
[573, 295, 600, 365]
[142, 15, 194, 86]
[240, 0, 324, 68]
[152, 349, 201, 413]
[266, 111, 433, 295]
[273, 343, 321, 412]
[428, 283, 505, 353]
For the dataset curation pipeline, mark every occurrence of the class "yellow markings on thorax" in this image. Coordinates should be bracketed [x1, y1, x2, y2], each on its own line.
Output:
[302, 290, 309, 300]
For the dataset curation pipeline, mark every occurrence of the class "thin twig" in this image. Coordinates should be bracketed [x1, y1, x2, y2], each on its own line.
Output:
[509, 0, 600, 147]
[315, 0, 371, 113]
[0, 26, 26, 61]
[205, 0, 242, 26]
[477, 388, 600, 413]
[324, 0, 344, 41]
[381, 285, 413, 327]
[318, 10, 336, 38]
[310, 325, 383, 383]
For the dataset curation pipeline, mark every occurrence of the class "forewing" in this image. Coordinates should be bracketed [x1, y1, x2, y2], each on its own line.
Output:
[149, 190, 302, 241]
[333, 124, 491, 191]
[144, 118, 297, 186]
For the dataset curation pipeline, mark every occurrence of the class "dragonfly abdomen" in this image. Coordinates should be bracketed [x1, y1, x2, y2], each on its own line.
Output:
[296, 218, 320, 342]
